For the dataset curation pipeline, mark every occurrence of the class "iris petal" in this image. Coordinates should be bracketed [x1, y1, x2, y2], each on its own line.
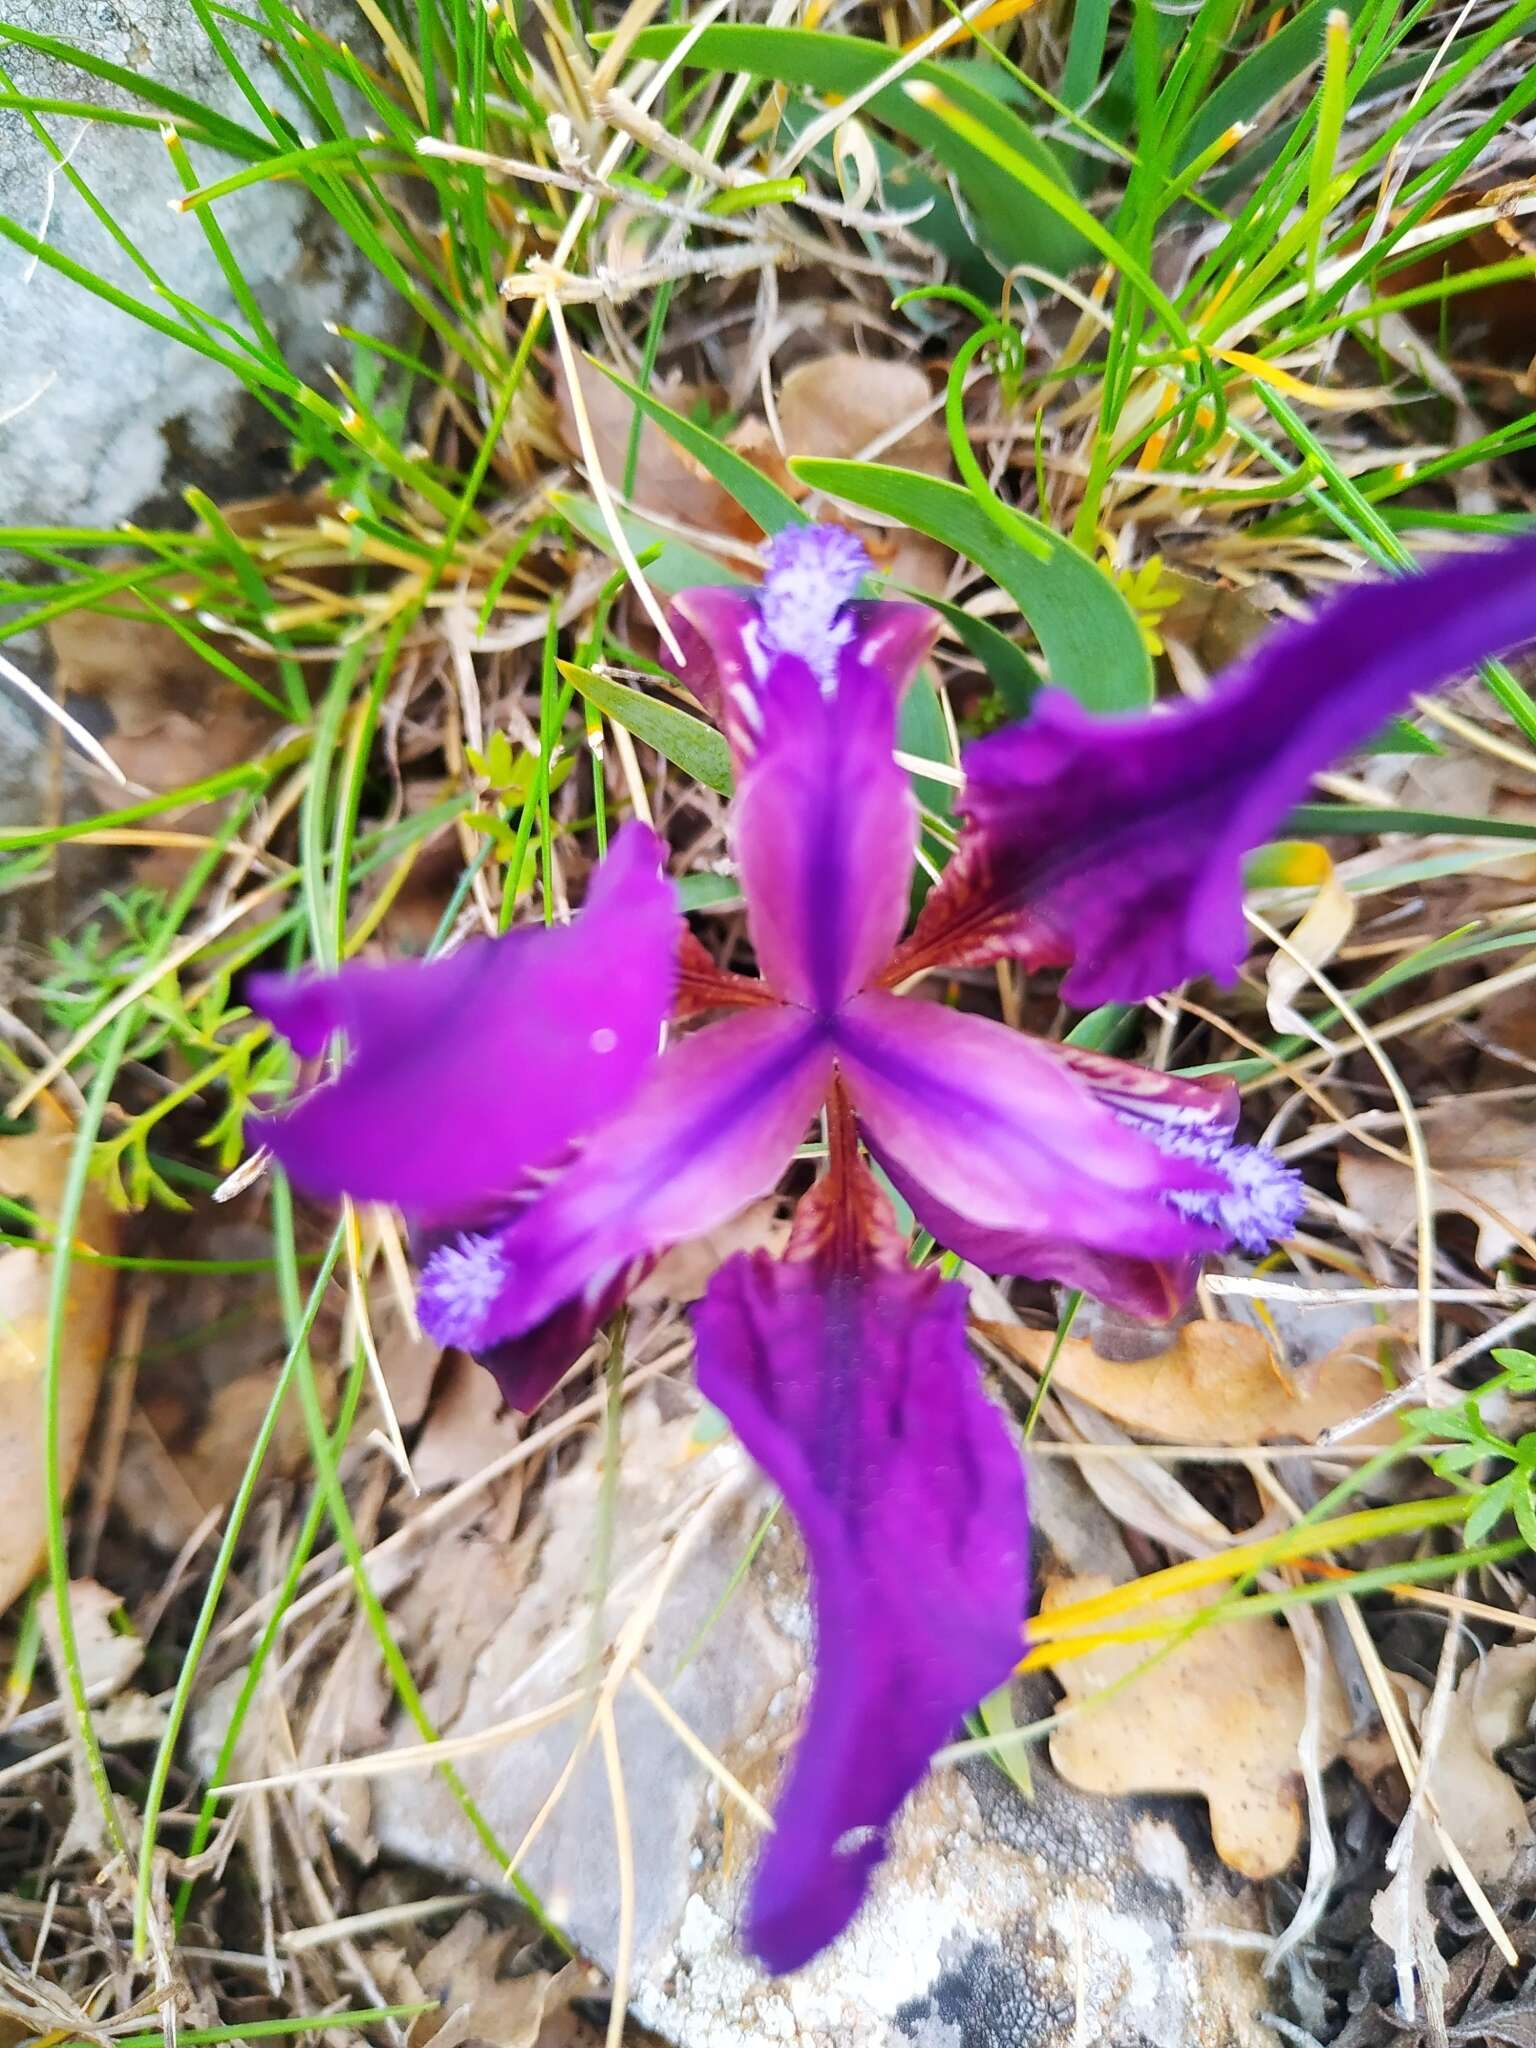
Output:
[414, 1006, 833, 1355]
[250, 824, 678, 1228]
[866, 1042, 1296, 1320]
[834, 993, 1229, 1270]
[693, 1237, 1027, 1971]
[896, 535, 1536, 1005]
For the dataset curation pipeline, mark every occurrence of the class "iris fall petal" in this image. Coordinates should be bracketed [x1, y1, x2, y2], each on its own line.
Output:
[898, 535, 1536, 1005]
[694, 1235, 1027, 1971]
[250, 822, 678, 1227]
[834, 992, 1230, 1268]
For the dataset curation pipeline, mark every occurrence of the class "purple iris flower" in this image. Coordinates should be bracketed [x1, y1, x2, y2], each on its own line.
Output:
[249, 520, 1536, 1974]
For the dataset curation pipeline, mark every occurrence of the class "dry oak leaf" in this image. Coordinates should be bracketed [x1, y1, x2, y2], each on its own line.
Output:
[554, 355, 760, 544]
[1393, 176, 1536, 383]
[39, 1575, 142, 1701]
[984, 1317, 1403, 1446]
[779, 352, 952, 594]
[0, 1098, 117, 1616]
[632, 1195, 789, 1306]
[49, 491, 314, 796]
[406, 1910, 582, 2048]
[1340, 1109, 1536, 1267]
[1419, 1644, 1536, 1883]
[1043, 1574, 1349, 1878]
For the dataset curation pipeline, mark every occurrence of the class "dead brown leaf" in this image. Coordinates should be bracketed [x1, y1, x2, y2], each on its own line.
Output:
[1394, 177, 1536, 384]
[1043, 1575, 1349, 1878]
[51, 603, 270, 802]
[0, 1098, 117, 1616]
[778, 353, 952, 592]
[48, 492, 323, 888]
[1419, 1646, 1536, 1882]
[778, 353, 945, 477]
[632, 1196, 789, 1307]
[410, 1352, 524, 1495]
[1340, 1109, 1536, 1267]
[558, 351, 954, 595]
[407, 1911, 570, 2048]
[117, 1356, 324, 1551]
[39, 1576, 142, 1701]
[984, 1316, 1402, 1446]
[553, 357, 759, 543]
[1158, 573, 1271, 674]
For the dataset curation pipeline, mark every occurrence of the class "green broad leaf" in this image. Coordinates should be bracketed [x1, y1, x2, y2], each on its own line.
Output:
[923, 593, 1043, 718]
[555, 491, 748, 594]
[589, 361, 806, 538]
[677, 873, 744, 912]
[1176, 0, 1373, 170]
[793, 460, 1152, 711]
[616, 23, 1093, 277]
[970, 1683, 1034, 1799]
[1465, 1485, 1510, 1550]
[904, 79, 1191, 347]
[561, 662, 733, 795]
[862, 129, 1001, 298]
[898, 672, 957, 821]
[1064, 1003, 1139, 1051]
[1369, 715, 1441, 757]
[1061, 0, 1114, 109]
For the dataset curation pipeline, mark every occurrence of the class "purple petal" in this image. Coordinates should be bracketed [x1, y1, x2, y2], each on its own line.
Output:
[870, 1149, 1203, 1322]
[475, 1264, 639, 1413]
[835, 993, 1231, 1269]
[693, 1249, 1027, 1972]
[413, 1006, 833, 1354]
[896, 535, 1536, 1005]
[866, 1045, 1299, 1319]
[674, 525, 938, 1011]
[250, 823, 678, 1228]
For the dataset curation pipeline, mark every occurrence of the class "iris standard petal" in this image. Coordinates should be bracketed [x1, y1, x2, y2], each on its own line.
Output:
[677, 527, 938, 1011]
[835, 992, 1229, 1267]
[693, 1246, 1027, 1972]
[894, 534, 1536, 1005]
[413, 1005, 834, 1355]
[729, 640, 919, 1011]
[250, 822, 678, 1228]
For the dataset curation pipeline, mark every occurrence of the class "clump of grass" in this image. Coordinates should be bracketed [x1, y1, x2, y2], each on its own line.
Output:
[4, 1, 1536, 2040]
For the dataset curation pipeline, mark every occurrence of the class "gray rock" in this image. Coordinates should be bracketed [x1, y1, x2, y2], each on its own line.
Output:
[0, 696, 46, 827]
[1, 1, 398, 532]
[367, 1391, 1282, 2048]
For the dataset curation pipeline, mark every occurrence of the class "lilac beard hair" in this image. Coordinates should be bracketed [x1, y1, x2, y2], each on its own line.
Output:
[1107, 1099, 1305, 1256]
